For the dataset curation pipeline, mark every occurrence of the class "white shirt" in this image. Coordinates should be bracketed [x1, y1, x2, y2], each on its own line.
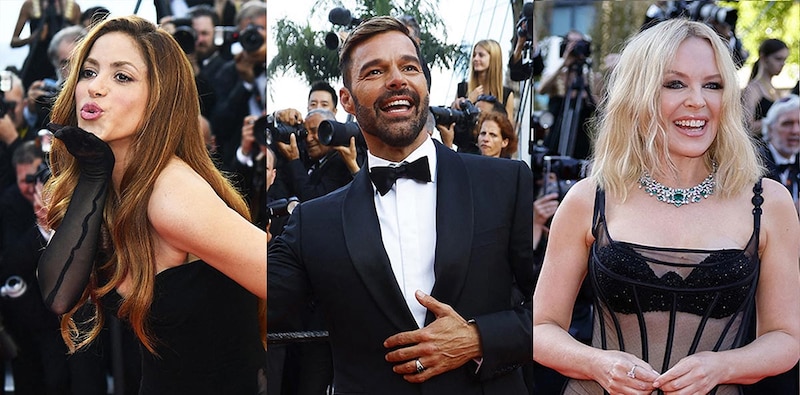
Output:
[367, 137, 437, 328]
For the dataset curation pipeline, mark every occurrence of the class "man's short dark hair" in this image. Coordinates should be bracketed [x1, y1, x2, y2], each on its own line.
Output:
[338, 16, 417, 89]
[188, 4, 220, 26]
[309, 81, 338, 109]
[12, 141, 43, 166]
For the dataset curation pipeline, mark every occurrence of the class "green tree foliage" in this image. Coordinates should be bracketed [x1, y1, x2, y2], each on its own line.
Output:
[726, 0, 800, 73]
[267, 0, 469, 85]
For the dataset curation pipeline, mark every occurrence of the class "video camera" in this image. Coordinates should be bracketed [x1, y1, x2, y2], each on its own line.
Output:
[318, 120, 365, 148]
[516, 2, 534, 42]
[214, 24, 265, 53]
[255, 114, 307, 146]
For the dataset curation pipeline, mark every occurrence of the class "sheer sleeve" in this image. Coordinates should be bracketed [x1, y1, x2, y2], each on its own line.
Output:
[38, 173, 109, 314]
[37, 124, 114, 315]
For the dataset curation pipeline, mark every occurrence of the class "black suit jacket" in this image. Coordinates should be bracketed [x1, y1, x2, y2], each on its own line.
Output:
[269, 142, 534, 394]
[759, 144, 800, 200]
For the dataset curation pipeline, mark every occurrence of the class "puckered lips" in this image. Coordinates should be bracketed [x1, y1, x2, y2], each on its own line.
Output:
[80, 102, 104, 121]
[673, 116, 708, 136]
[379, 95, 415, 119]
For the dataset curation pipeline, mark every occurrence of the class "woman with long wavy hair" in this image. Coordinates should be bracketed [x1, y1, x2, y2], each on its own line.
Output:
[38, 15, 266, 394]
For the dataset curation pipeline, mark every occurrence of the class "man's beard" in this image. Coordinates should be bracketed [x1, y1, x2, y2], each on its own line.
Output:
[353, 89, 429, 148]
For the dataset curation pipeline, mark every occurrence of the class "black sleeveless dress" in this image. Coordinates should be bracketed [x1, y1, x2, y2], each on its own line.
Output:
[562, 184, 763, 395]
[112, 261, 265, 395]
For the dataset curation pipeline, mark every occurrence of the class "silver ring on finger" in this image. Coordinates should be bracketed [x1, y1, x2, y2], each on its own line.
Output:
[627, 365, 637, 379]
[415, 359, 425, 374]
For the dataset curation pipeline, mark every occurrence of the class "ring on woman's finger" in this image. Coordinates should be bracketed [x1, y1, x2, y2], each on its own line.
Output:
[627, 365, 637, 379]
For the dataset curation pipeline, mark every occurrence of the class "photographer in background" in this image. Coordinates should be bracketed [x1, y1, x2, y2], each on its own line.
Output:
[24, 25, 85, 134]
[272, 108, 360, 203]
[209, 1, 267, 171]
[538, 29, 599, 160]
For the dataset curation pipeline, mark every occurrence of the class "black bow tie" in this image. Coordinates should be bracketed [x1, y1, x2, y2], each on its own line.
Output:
[778, 163, 794, 173]
[369, 156, 431, 196]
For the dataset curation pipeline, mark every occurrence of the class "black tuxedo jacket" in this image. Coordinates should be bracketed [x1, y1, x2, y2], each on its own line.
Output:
[269, 142, 534, 394]
[759, 145, 800, 198]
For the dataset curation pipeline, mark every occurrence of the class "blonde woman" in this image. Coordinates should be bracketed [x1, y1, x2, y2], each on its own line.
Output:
[460, 39, 515, 118]
[533, 19, 799, 395]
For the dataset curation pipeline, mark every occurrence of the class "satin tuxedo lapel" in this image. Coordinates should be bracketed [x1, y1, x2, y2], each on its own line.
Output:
[342, 168, 418, 331]
[426, 142, 473, 325]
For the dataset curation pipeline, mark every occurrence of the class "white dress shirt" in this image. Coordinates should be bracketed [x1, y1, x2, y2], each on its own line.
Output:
[367, 137, 437, 328]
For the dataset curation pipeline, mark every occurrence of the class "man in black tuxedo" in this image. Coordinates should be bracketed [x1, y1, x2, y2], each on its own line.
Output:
[268, 16, 534, 394]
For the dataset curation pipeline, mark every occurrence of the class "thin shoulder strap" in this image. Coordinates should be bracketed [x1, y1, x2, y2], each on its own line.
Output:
[591, 187, 605, 238]
[751, 179, 764, 252]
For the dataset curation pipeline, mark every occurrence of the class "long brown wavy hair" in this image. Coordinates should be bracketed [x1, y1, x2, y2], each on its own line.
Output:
[44, 15, 258, 354]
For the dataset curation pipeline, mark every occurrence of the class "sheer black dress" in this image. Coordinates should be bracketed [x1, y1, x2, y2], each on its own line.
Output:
[562, 184, 762, 395]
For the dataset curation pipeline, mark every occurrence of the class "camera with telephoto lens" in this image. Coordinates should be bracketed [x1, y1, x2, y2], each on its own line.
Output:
[646, 1, 737, 30]
[259, 114, 307, 145]
[430, 100, 481, 129]
[516, 2, 534, 42]
[169, 17, 197, 54]
[686, 0, 737, 29]
[214, 24, 264, 53]
[318, 120, 365, 147]
[267, 197, 300, 219]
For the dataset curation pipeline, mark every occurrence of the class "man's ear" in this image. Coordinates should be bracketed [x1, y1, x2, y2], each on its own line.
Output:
[340, 87, 355, 115]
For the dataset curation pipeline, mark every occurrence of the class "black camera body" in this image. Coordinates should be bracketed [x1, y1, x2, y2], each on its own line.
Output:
[318, 120, 365, 148]
[430, 100, 481, 129]
[686, 0, 737, 29]
[516, 2, 534, 42]
[259, 114, 307, 145]
[214, 24, 264, 53]
[0, 71, 13, 119]
[267, 197, 300, 219]
[542, 155, 587, 201]
[559, 38, 592, 59]
[170, 17, 197, 54]
[646, 1, 737, 30]
[24, 161, 51, 185]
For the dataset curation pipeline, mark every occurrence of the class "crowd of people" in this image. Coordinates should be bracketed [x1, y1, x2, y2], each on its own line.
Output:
[0, 1, 798, 395]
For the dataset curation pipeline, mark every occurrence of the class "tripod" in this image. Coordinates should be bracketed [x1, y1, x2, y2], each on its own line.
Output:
[556, 61, 592, 158]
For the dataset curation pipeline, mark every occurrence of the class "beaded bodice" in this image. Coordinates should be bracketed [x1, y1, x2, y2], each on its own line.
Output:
[563, 184, 763, 395]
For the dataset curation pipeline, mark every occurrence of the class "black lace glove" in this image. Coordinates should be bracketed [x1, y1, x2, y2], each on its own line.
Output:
[38, 124, 115, 314]
[47, 123, 115, 180]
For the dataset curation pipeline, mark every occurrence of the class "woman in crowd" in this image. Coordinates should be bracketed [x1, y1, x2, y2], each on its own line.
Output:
[11, 0, 81, 88]
[533, 19, 799, 395]
[475, 110, 517, 159]
[458, 39, 515, 119]
[38, 15, 266, 394]
[742, 38, 789, 138]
